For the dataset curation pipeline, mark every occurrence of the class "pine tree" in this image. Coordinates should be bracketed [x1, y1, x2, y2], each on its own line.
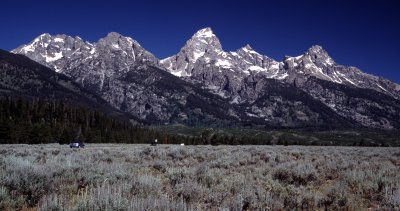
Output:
[0, 120, 11, 144]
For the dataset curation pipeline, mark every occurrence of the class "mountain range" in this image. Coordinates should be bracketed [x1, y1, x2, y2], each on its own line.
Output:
[6, 27, 400, 129]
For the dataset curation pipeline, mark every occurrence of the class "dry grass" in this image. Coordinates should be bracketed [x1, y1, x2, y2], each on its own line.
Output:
[0, 144, 399, 210]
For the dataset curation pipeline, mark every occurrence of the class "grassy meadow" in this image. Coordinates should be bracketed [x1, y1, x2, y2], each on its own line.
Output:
[0, 144, 399, 210]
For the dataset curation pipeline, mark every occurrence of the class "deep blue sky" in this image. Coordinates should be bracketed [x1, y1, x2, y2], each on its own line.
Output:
[1, 0, 399, 83]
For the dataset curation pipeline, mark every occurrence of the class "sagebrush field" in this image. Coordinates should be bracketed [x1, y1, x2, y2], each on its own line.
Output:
[0, 144, 399, 210]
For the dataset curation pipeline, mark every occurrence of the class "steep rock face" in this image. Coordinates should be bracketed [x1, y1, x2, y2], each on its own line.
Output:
[300, 77, 400, 129]
[233, 76, 357, 128]
[100, 64, 241, 126]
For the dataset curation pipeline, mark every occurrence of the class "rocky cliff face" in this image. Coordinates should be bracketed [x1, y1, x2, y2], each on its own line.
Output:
[11, 28, 400, 129]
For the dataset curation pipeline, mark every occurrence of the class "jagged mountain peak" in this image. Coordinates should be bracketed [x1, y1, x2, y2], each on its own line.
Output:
[193, 27, 215, 38]
[102, 32, 124, 43]
[31, 33, 58, 41]
[283, 45, 335, 70]
[186, 27, 222, 51]
[38, 33, 51, 39]
[104, 32, 134, 42]
[159, 27, 226, 77]
[106, 31, 123, 38]
[36, 33, 82, 41]
[11, 33, 91, 72]
[305, 45, 335, 66]
[307, 45, 325, 53]
[237, 44, 262, 56]
[99, 32, 142, 48]
[237, 44, 253, 52]
[241, 44, 253, 50]
[12, 33, 83, 53]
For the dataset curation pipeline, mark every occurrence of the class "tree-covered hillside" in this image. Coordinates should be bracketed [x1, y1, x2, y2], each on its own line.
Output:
[0, 96, 162, 144]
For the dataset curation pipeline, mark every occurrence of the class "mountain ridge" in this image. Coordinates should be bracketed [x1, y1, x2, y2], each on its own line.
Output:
[9, 28, 400, 129]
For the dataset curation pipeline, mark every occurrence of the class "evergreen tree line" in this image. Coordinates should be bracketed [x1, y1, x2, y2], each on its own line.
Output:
[0, 96, 303, 145]
[0, 96, 163, 144]
[0, 96, 273, 145]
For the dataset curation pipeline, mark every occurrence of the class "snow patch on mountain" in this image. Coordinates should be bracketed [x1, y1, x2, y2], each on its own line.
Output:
[54, 38, 64, 42]
[215, 59, 233, 68]
[45, 52, 63, 62]
[193, 51, 205, 61]
[277, 73, 289, 80]
[248, 66, 266, 72]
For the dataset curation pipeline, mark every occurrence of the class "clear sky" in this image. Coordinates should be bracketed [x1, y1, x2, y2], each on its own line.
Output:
[1, 0, 399, 83]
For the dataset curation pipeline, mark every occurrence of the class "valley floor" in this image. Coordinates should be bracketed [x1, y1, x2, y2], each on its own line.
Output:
[0, 144, 399, 210]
